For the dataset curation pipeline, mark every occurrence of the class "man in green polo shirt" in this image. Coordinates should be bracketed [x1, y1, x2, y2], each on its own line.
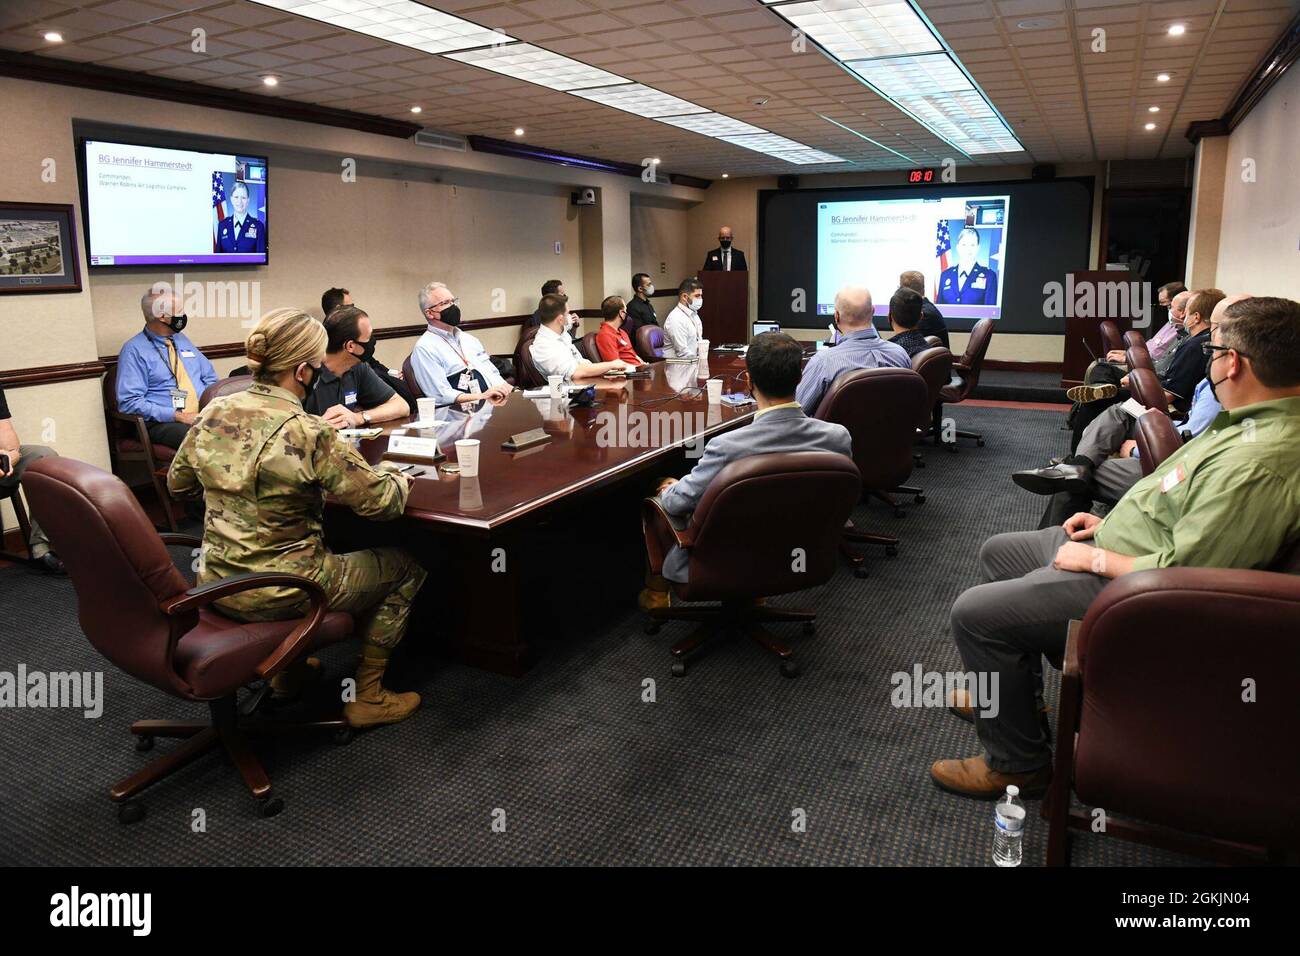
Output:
[931, 295, 1300, 800]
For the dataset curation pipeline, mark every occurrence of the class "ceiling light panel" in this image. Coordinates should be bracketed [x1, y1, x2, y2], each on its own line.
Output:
[845, 52, 972, 99]
[445, 43, 630, 91]
[761, 0, 941, 61]
[569, 83, 709, 118]
[720, 132, 816, 153]
[248, 0, 509, 55]
[765, 148, 847, 164]
[654, 113, 769, 137]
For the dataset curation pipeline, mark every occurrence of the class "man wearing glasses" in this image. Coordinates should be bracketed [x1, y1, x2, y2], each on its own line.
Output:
[410, 281, 511, 407]
[931, 294, 1300, 800]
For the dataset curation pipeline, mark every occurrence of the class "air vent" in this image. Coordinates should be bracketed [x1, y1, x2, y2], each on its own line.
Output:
[1106, 159, 1191, 189]
[413, 129, 468, 152]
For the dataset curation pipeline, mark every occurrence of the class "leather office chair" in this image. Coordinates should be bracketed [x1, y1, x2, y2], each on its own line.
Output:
[1099, 320, 1124, 355]
[0, 482, 34, 563]
[1125, 343, 1154, 373]
[401, 354, 425, 401]
[642, 451, 860, 678]
[22, 457, 356, 823]
[636, 324, 666, 362]
[1045, 567, 1300, 866]
[579, 331, 602, 363]
[514, 325, 546, 389]
[1134, 409, 1182, 475]
[198, 374, 253, 410]
[939, 318, 993, 448]
[1127, 366, 1169, 414]
[1122, 329, 1146, 350]
[912, 346, 954, 451]
[814, 367, 929, 577]
[923, 335, 942, 348]
[102, 364, 178, 532]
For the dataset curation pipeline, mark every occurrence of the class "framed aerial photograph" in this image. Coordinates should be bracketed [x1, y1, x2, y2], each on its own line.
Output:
[0, 201, 83, 294]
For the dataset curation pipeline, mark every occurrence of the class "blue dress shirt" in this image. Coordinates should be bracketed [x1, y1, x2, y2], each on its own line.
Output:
[116, 328, 218, 423]
[795, 327, 911, 413]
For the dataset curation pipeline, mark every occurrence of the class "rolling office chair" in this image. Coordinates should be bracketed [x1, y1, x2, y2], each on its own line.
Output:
[401, 355, 425, 400]
[911, 346, 954, 452]
[635, 324, 666, 362]
[579, 331, 602, 363]
[1122, 329, 1146, 349]
[923, 335, 943, 348]
[1045, 566, 1300, 866]
[198, 374, 253, 410]
[813, 367, 929, 578]
[101, 364, 178, 532]
[22, 457, 357, 823]
[513, 325, 546, 388]
[1099, 320, 1124, 355]
[1127, 367, 1169, 413]
[1133, 409, 1183, 475]
[938, 318, 994, 449]
[1125, 343, 1154, 373]
[641, 452, 861, 678]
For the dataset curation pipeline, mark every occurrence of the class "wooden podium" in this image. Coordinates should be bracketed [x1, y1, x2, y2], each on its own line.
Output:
[1061, 270, 1139, 387]
[699, 271, 749, 344]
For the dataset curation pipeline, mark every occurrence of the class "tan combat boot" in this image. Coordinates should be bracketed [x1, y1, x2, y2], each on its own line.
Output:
[343, 657, 420, 728]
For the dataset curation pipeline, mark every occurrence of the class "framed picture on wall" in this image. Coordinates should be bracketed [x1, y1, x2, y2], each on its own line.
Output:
[0, 201, 83, 294]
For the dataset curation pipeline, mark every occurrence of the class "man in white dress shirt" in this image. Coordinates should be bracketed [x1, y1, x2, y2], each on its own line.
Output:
[662, 278, 704, 359]
[410, 281, 512, 407]
[529, 294, 627, 380]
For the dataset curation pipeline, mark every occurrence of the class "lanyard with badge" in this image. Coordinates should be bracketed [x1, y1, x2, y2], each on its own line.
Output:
[152, 337, 189, 412]
[444, 334, 482, 394]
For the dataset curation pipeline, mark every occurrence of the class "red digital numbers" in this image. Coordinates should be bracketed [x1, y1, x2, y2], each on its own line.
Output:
[907, 168, 936, 184]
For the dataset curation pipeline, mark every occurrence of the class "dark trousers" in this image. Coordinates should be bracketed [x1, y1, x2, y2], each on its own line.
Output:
[147, 420, 191, 449]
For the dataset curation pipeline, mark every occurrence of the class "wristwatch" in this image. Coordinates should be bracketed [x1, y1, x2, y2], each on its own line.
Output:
[362, 412, 372, 426]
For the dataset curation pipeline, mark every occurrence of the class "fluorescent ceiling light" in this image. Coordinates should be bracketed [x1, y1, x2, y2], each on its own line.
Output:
[654, 113, 769, 137]
[249, 0, 509, 55]
[720, 132, 815, 153]
[569, 83, 708, 118]
[845, 52, 972, 99]
[765, 149, 846, 165]
[762, 0, 941, 61]
[446, 43, 629, 91]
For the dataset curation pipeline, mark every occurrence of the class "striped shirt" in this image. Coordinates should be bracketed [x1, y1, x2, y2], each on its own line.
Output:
[795, 327, 911, 413]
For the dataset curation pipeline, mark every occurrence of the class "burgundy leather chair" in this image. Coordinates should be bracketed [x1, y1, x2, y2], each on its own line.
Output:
[401, 354, 425, 401]
[1122, 329, 1146, 350]
[642, 451, 861, 678]
[579, 331, 602, 363]
[635, 324, 666, 362]
[912, 346, 954, 451]
[1099, 320, 1124, 355]
[923, 335, 942, 348]
[813, 367, 929, 577]
[1126, 343, 1154, 373]
[1127, 366, 1167, 413]
[101, 364, 178, 532]
[1134, 409, 1183, 475]
[1045, 567, 1300, 865]
[939, 318, 993, 448]
[198, 374, 253, 410]
[22, 457, 356, 823]
[514, 325, 546, 388]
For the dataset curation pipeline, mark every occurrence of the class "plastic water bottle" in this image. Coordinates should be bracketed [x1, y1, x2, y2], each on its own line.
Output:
[993, 785, 1025, 867]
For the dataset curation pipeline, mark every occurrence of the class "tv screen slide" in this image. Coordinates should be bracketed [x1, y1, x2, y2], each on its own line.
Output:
[816, 195, 1009, 320]
[83, 139, 268, 266]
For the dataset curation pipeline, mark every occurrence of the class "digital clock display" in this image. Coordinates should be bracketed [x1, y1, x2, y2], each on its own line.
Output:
[906, 168, 938, 184]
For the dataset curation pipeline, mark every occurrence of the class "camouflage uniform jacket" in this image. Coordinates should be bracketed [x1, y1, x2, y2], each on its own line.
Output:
[167, 382, 409, 617]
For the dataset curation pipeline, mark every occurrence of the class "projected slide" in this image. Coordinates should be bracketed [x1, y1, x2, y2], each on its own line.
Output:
[83, 140, 268, 266]
[816, 195, 1009, 320]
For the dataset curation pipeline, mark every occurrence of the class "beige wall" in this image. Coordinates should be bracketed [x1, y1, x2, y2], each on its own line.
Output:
[1212, 64, 1300, 298]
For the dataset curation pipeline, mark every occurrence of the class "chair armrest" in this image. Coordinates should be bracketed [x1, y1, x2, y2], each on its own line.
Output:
[641, 497, 692, 574]
[160, 572, 329, 680]
[952, 361, 972, 376]
[159, 533, 202, 549]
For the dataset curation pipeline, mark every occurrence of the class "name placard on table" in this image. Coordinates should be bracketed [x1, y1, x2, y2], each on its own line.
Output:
[385, 430, 445, 463]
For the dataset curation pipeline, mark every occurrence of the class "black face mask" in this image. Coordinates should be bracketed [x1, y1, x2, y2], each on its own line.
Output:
[166, 313, 188, 333]
[719, 239, 732, 249]
[299, 363, 321, 398]
[1205, 353, 1227, 401]
[438, 305, 462, 327]
[352, 337, 376, 362]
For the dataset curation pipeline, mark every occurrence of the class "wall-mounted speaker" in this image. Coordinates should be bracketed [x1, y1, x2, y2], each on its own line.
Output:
[777, 174, 799, 191]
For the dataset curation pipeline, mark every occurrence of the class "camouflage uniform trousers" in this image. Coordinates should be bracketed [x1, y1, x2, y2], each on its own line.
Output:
[229, 547, 427, 651]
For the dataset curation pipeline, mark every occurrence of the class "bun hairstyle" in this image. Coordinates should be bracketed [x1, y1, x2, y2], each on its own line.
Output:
[245, 308, 327, 383]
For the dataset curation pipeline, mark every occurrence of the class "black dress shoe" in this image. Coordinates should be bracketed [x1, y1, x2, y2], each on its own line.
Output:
[34, 552, 66, 575]
[1012, 463, 1092, 496]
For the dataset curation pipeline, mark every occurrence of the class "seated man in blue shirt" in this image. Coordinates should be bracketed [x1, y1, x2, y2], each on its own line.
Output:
[116, 287, 218, 449]
[410, 281, 512, 408]
[795, 286, 910, 413]
[640, 332, 853, 609]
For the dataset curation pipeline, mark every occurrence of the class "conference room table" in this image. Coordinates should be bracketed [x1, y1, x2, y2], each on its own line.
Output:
[336, 350, 763, 675]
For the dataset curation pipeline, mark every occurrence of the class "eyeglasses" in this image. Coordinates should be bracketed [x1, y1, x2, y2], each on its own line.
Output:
[428, 298, 459, 312]
[1202, 343, 1249, 360]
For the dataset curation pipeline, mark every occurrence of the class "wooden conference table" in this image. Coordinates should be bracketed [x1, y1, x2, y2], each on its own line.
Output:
[340, 350, 761, 675]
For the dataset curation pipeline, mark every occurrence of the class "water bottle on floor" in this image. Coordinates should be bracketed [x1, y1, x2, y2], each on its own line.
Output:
[993, 785, 1025, 867]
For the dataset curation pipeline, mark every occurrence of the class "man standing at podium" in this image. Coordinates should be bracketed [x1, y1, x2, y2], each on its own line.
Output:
[702, 226, 747, 272]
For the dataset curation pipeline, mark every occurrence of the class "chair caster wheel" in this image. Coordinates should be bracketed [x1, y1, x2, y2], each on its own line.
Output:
[893, 507, 905, 518]
[644, 621, 661, 635]
[670, 661, 687, 677]
[885, 545, 898, 558]
[854, 567, 869, 579]
[780, 661, 800, 679]
[976, 439, 985, 447]
[802, 622, 815, 635]
[117, 800, 146, 825]
[134, 734, 155, 752]
[333, 726, 355, 746]
[914, 494, 925, 504]
[259, 796, 285, 818]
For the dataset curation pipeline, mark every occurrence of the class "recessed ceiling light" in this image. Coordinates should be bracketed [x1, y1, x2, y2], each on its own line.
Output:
[1144, 122, 1157, 130]
[43, 31, 63, 43]
[569, 83, 708, 118]
[721, 173, 729, 178]
[446, 43, 628, 92]
[1168, 24, 1186, 37]
[261, 75, 279, 87]
[651, 158, 661, 164]
[760, 0, 941, 60]
[1148, 106, 1160, 113]
[410, 105, 422, 113]
[1156, 73, 1171, 82]
[655, 113, 767, 138]
[514, 127, 525, 136]
[247, 0, 510, 56]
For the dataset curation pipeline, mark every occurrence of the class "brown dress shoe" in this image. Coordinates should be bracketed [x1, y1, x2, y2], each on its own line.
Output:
[930, 755, 1051, 800]
[638, 587, 671, 611]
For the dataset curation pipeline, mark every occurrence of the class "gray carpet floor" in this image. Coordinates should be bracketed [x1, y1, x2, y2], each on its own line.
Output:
[0, 404, 1199, 866]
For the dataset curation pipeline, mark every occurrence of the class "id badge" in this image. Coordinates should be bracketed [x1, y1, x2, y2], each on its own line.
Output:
[458, 371, 473, 392]
[344, 390, 359, 407]
[170, 388, 187, 410]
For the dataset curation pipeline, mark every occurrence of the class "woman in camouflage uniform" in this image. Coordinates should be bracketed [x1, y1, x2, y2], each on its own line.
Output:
[168, 308, 427, 728]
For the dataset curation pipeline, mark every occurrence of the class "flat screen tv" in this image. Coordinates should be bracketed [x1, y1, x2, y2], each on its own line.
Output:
[81, 138, 268, 266]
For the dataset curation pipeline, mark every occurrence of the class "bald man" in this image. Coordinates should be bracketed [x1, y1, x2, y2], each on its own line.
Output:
[702, 225, 747, 272]
[796, 286, 910, 412]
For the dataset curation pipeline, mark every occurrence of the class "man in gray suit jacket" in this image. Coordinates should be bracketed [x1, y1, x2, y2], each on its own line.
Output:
[640, 333, 853, 607]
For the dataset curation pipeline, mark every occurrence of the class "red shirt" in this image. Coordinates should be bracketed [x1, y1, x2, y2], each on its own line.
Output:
[596, 322, 643, 365]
